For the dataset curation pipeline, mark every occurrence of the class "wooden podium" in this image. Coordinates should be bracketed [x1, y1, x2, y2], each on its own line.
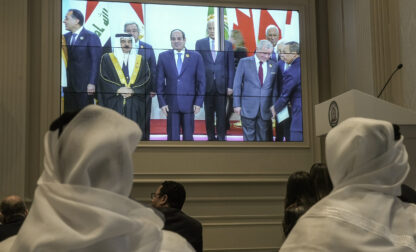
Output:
[314, 89, 416, 188]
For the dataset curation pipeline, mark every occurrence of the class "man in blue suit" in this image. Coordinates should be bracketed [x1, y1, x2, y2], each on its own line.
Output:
[195, 20, 234, 141]
[124, 22, 157, 141]
[157, 29, 206, 141]
[271, 41, 302, 141]
[63, 9, 102, 112]
[233, 40, 278, 141]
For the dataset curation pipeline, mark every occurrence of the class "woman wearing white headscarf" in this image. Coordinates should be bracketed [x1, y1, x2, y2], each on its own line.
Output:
[0, 105, 194, 251]
[281, 117, 416, 251]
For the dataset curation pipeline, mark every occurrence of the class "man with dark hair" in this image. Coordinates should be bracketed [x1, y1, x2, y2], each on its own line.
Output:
[271, 41, 302, 141]
[157, 29, 206, 141]
[152, 181, 203, 252]
[0, 195, 28, 242]
[63, 9, 102, 112]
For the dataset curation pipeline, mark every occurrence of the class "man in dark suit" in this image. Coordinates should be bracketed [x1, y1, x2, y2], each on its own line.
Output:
[63, 9, 102, 112]
[0, 195, 28, 242]
[124, 22, 156, 141]
[233, 40, 278, 141]
[271, 41, 303, 141]
[151, 181, 203, 252]
[195, 20, 234, 141]
[157, 29, 206, 141]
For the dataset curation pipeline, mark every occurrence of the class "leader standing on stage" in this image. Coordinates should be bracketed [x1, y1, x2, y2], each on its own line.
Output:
[98, 33, 150, 132]
[63, 9, 102, 112]
[195, 20, 234, 141]
[157, 29, 206, 141]
[233, 40, 278, 141]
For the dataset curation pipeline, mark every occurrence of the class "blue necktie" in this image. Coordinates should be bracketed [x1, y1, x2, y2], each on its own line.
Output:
[211, 39, 216, 61]
[122, 62, 129, 83]
[272, 50, 277, 61]
[70, 33, 77, 46]
[177, 52, 182, 74]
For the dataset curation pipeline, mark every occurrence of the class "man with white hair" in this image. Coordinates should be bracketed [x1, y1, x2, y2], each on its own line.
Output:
[265, 25, 280, 62]
[281, 117, 416, 251]
[97, 33, 150, 136]
[233, 40, 278, 141]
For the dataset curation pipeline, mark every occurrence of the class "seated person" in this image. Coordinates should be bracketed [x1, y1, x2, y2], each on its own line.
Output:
[0, 195, 28, 242]
[309, 163, 333, 200]
[281, 117, 416, 251]
[0, 105, 193, 252]
[152, 181, 203, 252]
[282, 171, 318, 238]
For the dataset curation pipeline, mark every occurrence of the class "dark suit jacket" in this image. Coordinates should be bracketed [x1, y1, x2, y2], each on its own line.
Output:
[156, 49, 206, 113]
[64, 28, 102, 93]
[0, 217, 25, 242]
[158, 207, 203, 252]
[273, 57, 302, 132]
[195, 38, 234, 95]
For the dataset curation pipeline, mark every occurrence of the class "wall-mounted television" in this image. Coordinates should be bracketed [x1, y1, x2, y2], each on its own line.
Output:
[61, 0, 301, 142]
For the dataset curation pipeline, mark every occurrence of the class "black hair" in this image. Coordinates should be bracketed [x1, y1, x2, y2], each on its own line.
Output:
[309, 163, 333, 200]
[284, 171, 317, 209]
[68, 9, 84, 26]
[282, 204, 307, 237]
[170, 29, 186, 40]
[159, 181, 186, 210]
[49, 110, 80, 137]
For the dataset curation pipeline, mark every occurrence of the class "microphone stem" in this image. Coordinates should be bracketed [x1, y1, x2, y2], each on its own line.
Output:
[377, 68, 400, 98]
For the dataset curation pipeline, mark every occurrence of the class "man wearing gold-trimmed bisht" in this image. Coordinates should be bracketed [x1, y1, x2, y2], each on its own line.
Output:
[97, 33, 150, 132]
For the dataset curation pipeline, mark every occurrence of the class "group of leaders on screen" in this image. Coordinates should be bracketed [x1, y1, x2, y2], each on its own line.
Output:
[63, 9, 302, 142]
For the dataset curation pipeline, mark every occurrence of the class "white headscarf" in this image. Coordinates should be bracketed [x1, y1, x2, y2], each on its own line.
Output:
[1, 105, 194, 252]
[281, 117, 416, 251]
[113, 33, 137, 79]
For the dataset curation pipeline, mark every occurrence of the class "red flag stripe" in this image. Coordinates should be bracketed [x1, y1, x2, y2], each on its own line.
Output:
[258, 10, 281, 41]
[85, 1, 99, 23]
[286, 11, 292, 25]
[233, 9, 256, 56]
[130, 3, 144, 24]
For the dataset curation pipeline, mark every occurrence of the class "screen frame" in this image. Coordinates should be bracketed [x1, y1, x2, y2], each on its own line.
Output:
[56, 0, 317, 148]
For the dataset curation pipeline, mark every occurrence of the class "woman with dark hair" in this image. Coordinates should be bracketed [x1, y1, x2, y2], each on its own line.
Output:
[282, 171, 318, 237]
[309, 163, 333, 200]
[284, 171, 317, 209]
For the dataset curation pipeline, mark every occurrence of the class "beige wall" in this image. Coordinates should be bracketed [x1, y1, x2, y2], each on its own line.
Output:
[2, 0, 415, 250]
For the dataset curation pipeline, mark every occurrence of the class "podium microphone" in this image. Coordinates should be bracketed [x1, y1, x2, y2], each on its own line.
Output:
[377, 64, 403, 98]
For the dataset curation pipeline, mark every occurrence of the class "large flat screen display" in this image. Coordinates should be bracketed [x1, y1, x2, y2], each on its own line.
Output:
[61, 0, 301, 142]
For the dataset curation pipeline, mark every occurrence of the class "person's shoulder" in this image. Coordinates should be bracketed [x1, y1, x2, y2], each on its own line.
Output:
[186, 50, 202, 58]
[159, 50, 172, 57]
[196, 37, 208, 44]
[139, 41, 153, 49]
[81, 28, 98, 37]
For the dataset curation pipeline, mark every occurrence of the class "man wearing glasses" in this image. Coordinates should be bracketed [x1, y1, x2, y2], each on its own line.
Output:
[151, 181, 203, 252]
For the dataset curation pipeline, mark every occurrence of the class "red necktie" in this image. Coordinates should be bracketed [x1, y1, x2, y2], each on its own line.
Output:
[259, 61, 264, 86]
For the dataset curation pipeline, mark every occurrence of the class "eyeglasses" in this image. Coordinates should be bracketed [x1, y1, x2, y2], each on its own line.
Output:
[150, 192, 162, 199]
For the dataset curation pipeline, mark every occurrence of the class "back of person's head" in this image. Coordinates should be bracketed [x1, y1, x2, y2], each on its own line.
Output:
[325, 118, 409, 195]
[285, 171, 317, 209]
[282, 204, 307, 237]
[0, 195, 27, 224]
[309, 163, 333, 200]
[160, 181, 186, 210]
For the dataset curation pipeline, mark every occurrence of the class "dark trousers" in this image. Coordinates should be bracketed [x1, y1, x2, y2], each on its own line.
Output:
[241, 113, 272, 141]
[167, 112, 194, 141]
[143, 95, 152, 140]
[275, 117, 291, 141]
[204, 91, 227, 141]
